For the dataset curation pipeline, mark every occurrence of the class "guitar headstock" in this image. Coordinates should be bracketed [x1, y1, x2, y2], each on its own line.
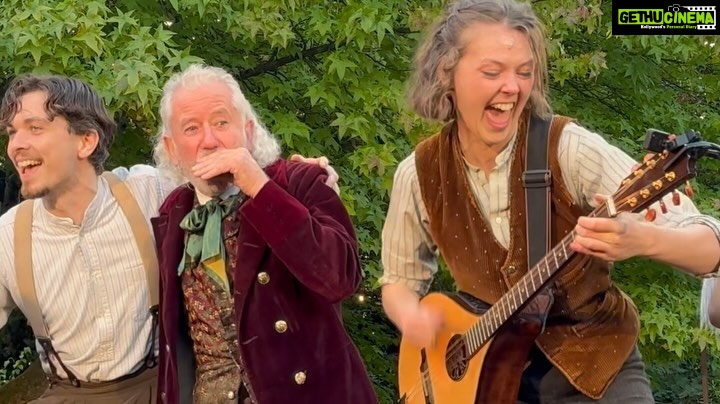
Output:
[610, 150, 695, 217]
[598, 129, 710, 218]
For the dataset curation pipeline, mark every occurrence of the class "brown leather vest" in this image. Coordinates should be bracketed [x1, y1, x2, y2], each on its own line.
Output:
[414, 115, 640, 399]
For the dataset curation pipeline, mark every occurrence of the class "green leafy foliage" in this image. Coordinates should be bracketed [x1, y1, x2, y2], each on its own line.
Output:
[0, 346, 35, 385]
[0, 311, 35, 386]
[1, 0, 720, 402]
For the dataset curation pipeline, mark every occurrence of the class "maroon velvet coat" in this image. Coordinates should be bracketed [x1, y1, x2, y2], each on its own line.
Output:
[152, 160, 378, 404]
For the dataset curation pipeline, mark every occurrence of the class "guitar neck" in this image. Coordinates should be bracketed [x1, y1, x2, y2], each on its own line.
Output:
[464, 229, 578, 354]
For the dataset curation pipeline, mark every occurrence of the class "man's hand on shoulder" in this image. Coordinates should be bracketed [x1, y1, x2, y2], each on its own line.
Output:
[289, 154, 340, 195]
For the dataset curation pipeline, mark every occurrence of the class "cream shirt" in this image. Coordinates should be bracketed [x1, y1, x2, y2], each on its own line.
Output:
[0, 165, 177, 381]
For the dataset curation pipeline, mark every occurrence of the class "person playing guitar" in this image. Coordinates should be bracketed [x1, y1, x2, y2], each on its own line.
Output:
[379, 0, 720, 402]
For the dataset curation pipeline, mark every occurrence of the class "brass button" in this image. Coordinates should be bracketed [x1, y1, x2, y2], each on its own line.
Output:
[227, 391, 235, 399]
[506, 265, 516, 275]
[274, 320, 288, 333]
[294, 371, 306, 385]
[257, 272, 270, 284]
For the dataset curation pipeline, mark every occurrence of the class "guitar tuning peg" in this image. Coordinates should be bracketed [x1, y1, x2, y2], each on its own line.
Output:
[684, 181, 694, 198]
[645, 208, 657, 222]
[672, 190, 681, 206]
[659, 199, 668, 214]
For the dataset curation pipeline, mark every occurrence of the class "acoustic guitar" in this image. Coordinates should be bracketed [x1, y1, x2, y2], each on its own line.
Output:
[397, 130, 718, 403]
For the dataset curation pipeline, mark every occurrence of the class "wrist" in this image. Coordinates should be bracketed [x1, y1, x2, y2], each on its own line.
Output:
[247, 176, 269, 198]
[398, 301, 422, 330]
[638, 221, 660, 259]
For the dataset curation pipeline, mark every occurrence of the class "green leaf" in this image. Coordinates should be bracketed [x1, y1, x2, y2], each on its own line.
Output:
[327, 54, 357, 80]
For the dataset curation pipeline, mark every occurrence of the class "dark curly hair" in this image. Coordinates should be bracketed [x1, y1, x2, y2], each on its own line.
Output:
[0, 74, 117, 174]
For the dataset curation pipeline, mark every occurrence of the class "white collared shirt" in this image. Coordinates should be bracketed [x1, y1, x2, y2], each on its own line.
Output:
[196, 185, 240, 206]
[0, 165, 177, 381]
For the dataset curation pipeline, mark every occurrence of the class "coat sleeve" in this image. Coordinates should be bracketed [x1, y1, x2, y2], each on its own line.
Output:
[240, 164, 362, 303]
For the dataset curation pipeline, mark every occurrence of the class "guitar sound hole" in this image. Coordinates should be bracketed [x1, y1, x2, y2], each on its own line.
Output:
[445, 334, 469, 381]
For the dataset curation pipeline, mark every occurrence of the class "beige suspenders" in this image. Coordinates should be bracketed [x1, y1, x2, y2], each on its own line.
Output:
[13, 200, 46, 335]
[13, 171, 160, 385]
[100, 172, 160, 312]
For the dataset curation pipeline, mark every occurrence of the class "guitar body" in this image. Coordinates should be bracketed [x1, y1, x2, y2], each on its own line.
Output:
[398, 292, 543, 404]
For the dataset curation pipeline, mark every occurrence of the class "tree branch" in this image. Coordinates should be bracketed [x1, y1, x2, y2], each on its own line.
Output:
[235, 27, 417, 79]
[237, 42, 336, 79]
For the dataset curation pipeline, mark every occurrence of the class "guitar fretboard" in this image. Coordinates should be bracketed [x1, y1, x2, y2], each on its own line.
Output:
[463, 230, 577, 354]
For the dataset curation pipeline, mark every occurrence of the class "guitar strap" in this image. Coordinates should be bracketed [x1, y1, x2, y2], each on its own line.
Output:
[521, 114, 555, 326]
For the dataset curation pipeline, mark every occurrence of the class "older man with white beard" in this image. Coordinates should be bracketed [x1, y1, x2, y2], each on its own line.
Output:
[150, 64, 378, 404]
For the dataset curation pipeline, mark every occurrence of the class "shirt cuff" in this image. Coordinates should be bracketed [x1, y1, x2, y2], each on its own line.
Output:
[377, 273, 433, 296]
[678, 215, 720, 277]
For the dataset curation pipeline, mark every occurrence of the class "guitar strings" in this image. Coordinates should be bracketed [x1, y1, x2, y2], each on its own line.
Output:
[441, 230, 581, 362]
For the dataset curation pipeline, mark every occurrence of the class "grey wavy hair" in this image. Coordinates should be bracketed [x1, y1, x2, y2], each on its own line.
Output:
[408, 0, 552, 122]
[153, 64, 281, 184]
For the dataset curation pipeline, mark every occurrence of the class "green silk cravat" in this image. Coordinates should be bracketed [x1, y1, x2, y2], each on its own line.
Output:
[178, 194, 242, 290]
